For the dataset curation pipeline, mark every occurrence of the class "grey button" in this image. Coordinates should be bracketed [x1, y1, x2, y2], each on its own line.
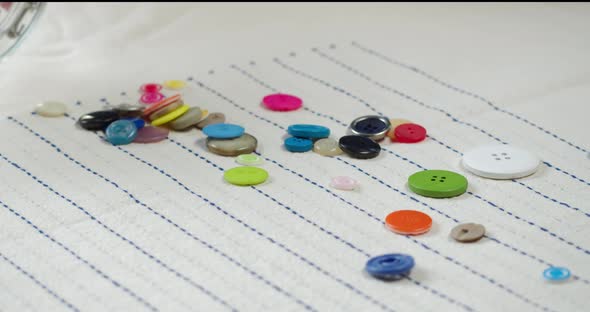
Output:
[207, 133, 257, 156]
[170, 107, 202, 130]
[349, 115, 391, 141]
[196, 112, 226, 129]
[450, 223, 485, 242]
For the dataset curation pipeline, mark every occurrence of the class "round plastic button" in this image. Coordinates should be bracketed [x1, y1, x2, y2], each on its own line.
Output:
[330, 176, 358, 191]
[78, 110, 120, 131]
[35, 101, 67, 117]
[143, 94, 181, 117]
[287, 124, 330, 139]
[338, 135, 381, 159]
[151, 104, 190, 126]
[385, 210, 432, 235]
[134, 126, 169, 143]
[262, 93, 302, 111]
[450, 223, 486, 242]
[350, 115, 391, 141]
[543, 267, 570, 281]
[462, 144, 540, 180]
[284, 137, 313, 152]
[163, 80, 186, 90]
[207, 133, 257, 156]
[313, 138, 343, 156]
[224, 166, 269, 186]
[203, 123, 245, 139]
[196, 112, 226, 129]
[387, 119, 412, 140]
[170, 106, 202, 130]
[365, 254, 415, 280]
[140, 92, 165, 104]
[113, 103, 144, 118]
[393, 123, 427, 143]
[148, 100, 182, 121]
[140, 83, 162, 93]
[105, 120, 138, 145]
[408, 169, 468, 198]
[236, 154, 263, 166]
[122, 117, 145, 130]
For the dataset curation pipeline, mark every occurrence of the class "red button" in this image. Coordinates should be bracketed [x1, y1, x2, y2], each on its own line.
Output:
[140, 83, 162, 93]
[393, 123, 426, 143]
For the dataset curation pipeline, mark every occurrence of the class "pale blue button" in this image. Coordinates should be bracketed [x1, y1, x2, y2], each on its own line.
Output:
[543, 267, 570, 281]
[285, 137, 313, 152]
[288, 124, 330, 139]
[106, 120, 138, 145]
[203, 123, 245, 139]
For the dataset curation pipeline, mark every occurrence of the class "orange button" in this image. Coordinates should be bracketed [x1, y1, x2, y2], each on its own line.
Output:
[385, 210, 432, 235]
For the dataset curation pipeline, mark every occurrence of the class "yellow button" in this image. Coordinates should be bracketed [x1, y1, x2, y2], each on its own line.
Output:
[151, 104, 190, 126]
[163, 80, 187, 90]
[224, 166, 268, 186]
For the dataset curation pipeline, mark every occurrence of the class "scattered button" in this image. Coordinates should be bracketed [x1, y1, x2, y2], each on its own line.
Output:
[140, 83, 162, 93]
[134, 126, 169, 143]
[122, 117, 145, 130]
[543, 267, 570, 282]
[203, 123, 245, 139]
[148, 100, 183, 121]
[450, 223, 485, 242]
[408, 169, 468, 198]
[262, 93, 302, 111]
[338, 135, 381, 159]
[78, 110, 120, 131]
[462, 144, 540, 180]
[284, 137, 313, 152]
[142, 94, 181, 118]
[196, 112, 226, 129]
[140, 92, 165, 104]
[365, 254, 415, 280]
[169, 107, 202, 130]
[385, 210, 432, 235]
[236, 154, 263, 166]
[163, 80, 186, 90]
[386, 119, 412, 140]
[113, 103, 144, 118]
[288, 124, 330, 139]
[35, 101, 67, 117]
[313, 138, 343, 156]
[393, 123, 427, 143]
[350, 115, 391, 141]
[105, 120, 138, 145]
[207, 133, 258, 156]
[151, 104, 190, 126]
[330, 176, 358, 191]
[224, 166, 269, 186]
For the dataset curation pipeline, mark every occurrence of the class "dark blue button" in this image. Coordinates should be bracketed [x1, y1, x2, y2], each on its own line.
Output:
[284, 137, 313, 152]
[338, 135, 381, 159]
[366, 254, 415, 280]
[287, 124, 330, 139]
[123, 117, 145, 130]
[350, 115, 391, 141]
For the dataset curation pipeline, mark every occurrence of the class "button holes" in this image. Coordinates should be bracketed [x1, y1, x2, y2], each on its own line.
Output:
[430, 179, 436, 181]
[501, 152, 507, 155]
[441, 176, 447, 179]
[495, 158, 501, 160]
[505, 157, 511, 160]
[461, 228, 469, 233]
[432, 175, 438, 178]
[491, 153, 498, 156]
[439, 179, 445, 182]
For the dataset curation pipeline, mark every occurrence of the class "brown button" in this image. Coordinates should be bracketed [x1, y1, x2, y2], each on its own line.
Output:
[196, 112, 225, 129]
[450, 223, 485, 242]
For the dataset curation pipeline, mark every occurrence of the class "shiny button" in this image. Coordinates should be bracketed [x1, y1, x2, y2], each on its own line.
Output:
[262, 93, 302, 111]
[140, 83, 162, 93]
[330, 176, 358, 191]
[105, 120, 138, 145]
[313, 138, 343, 156]
[170, 106, 202, 130]
[350, 115, 391, 141]
[196, 112, 226, 129]
[134, 126, 169, 143]
[543, 267, 570, 281]
[287, 124, 330, 139]
[113, 103, 144, 118]
[78, 110, 120, 131]
[151, 105, 190, 126]
[203, 123, 245, 139]
[224, 166, 269, 186]
[207, 133, 257, 156]
[140, 92, 165, 105]
[462, 144, 540, 180]
[365, 254, 415, 280]
[385, 210, 432, 235]
[338, 135, 381, 159]
[163, 80, 186, 90]
[35, 101, 67, 117]
[122, 117, 145, 130]
[408, 169, 468, 198]
[284, 137, 313, 152]
[386, 119, 412, 140]
[450, 223, 485, 242]
[393, 123, 427, 143]
[236, 154, 263, 166]
[142, 94, 181, 118]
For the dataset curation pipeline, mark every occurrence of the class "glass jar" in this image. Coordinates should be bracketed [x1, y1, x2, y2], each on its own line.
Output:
[0, 2, 46, 62]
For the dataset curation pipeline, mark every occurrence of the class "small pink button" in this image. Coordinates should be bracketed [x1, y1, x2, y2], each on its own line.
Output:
[140, 92, 165, 104]
[262, 93, 302, 111]
[134, 126, 169, 143]
[330, 176, 358, 191]
[140, 83, 162, 93]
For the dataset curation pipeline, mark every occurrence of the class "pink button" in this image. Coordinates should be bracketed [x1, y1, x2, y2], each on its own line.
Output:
[330, 176, 358, 191]
[140, 83, 162, 93]
[262, 93, 302, 111]
[140, 92, 165, 104]
[134, 126, 169, 143]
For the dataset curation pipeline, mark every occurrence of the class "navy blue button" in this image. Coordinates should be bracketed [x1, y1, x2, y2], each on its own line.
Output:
[288, 124, 330, 139]
[366, 254, 415, 280]
[123, 117, 145, 130]
[339, 135, 381, 159]
[285, 137, 313, 152]
[350, 115, 391, 141]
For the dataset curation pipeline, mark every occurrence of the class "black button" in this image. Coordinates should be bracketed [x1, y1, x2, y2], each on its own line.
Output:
[78, 110, 120, 131]
[339, 135, 381, 159]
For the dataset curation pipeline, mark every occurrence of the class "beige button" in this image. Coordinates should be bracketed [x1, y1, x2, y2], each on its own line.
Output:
[35, 101, 67, 117]
[207, 133, 257, 156]
[170, 107, 202, 130]
[149, 100, 182, 120]
[386, 118, 412, 140]
[450, 223, 485, 242]
[313, 138, 343, 156]
[196, 112, 225, 129]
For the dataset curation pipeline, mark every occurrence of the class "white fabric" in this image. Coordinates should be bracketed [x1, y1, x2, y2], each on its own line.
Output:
[1, 3, 589, 312]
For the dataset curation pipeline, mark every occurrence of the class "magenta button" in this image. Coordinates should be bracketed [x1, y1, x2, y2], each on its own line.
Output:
[261, 93, 302, 112]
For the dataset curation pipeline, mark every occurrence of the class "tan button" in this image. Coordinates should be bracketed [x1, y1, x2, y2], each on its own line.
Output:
[386, 118, 412, 140]
[196, 112, 225, 129]
[149, 100, 182, 120]
[313, 138, 343, 156]
[207, 133, 257, 156]
[450, 223, 485, 242]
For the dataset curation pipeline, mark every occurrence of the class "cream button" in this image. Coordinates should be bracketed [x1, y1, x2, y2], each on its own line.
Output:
[462, 144, 540, 179]
[313, 138, 343, 156]
[35, 101, 67, 117]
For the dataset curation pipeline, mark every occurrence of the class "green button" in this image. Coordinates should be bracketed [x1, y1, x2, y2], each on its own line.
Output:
[224, 166, 268, 186]
[408, 170, 468, 198]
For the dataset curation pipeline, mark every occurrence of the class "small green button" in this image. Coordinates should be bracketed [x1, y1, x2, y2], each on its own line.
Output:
[408, 170, 468, 198]
[224, 166, 268, 186]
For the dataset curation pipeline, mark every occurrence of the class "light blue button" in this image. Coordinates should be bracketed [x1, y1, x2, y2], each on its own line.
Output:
[543, 267, 570, 281]
[284, 137, 313, 152]
[288, 124, 330, 139]
[203, 123, 245, 139]
[366, 254, 414, 280]
[106, 120, 138, 145]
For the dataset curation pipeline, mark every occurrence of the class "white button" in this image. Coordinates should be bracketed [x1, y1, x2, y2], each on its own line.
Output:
[462, 144, 540, 179]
